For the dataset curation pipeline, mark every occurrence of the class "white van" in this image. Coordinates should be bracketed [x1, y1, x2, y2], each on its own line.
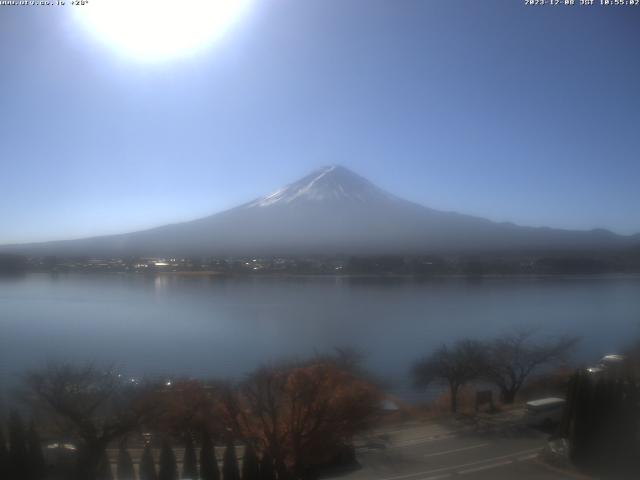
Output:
[525, 397, 565, 428]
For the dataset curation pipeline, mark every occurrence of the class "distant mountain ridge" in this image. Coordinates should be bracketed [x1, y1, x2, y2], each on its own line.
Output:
[2, 165, 639, 257]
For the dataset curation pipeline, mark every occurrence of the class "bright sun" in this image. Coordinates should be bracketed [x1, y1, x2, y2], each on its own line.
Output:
[72, 0, 252, 61]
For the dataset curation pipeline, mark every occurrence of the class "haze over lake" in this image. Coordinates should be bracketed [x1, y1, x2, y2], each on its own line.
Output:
[2, 273, 639, 401]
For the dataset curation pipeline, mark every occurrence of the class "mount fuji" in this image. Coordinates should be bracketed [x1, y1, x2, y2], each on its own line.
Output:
[3, 165, 638, 257]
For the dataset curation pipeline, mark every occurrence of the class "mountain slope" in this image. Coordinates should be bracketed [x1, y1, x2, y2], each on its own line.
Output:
[3, 165, 639, 257]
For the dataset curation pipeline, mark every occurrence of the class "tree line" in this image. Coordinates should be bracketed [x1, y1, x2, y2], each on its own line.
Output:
[0, 415, 243, 480]
[0, 350, 379, 480]
[412, 331, 579, 412]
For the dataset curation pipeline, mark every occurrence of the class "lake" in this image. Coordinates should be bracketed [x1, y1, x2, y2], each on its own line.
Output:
[1, 273, 639, 401]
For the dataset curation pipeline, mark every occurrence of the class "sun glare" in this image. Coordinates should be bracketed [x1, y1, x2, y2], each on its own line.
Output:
[72, 0, 252, 61]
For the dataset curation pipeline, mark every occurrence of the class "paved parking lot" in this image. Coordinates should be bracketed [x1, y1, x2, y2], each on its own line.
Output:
[344, 414, 578, 480]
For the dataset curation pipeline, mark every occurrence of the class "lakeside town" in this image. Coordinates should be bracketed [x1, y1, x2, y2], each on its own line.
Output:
[2, 252, 640, 276]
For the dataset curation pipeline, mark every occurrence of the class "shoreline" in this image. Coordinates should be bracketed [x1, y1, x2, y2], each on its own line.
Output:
[11, 270, 640, 280]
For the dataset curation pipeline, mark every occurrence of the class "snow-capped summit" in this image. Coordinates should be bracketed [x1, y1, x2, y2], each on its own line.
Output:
[245, 165, 399, 208]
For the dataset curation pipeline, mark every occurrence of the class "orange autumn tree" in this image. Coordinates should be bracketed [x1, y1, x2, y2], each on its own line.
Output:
[149, 379, 226, 439]
[223, 361, 381, 479]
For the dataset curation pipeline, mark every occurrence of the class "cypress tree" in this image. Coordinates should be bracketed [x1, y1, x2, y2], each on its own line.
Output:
[139, 445, 157, 480]
[26, 420, 46, 480]
[182, 434, 198, 480]
[158, 440, 178, 480]
[222, 443, 240, 480]
[609, 376, 635, 474]
[96, 448, 114, 480]
[0, 424, 9, 480]
[117, 441, 136, 480]
[589, 377, 608, 468]
[557, 371, 577, 439]
[628, 380, 640, 472]
[199, 430, 219, 480]
[8, 411, 29, 479]
[568, 371, 593, 466]
[258, 452, 275, 480]
[241, 444, 259, 480]
[274, 457, 290, 480]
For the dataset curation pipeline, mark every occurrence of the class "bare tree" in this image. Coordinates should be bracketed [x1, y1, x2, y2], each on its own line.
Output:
[223, 360, 380, 479]
[412, 340, 487, 413]
[483, 331, 578, 404]
[221, 368, 289, 479]
[24, 363, 158, 480]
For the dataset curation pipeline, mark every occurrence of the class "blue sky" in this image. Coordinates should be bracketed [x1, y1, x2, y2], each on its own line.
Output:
[1, 0, 639, 244]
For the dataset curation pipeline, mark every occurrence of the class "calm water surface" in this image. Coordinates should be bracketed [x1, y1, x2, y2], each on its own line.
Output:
[1, 273, 639, 400]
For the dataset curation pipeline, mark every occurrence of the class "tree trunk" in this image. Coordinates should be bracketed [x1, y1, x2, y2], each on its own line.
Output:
[500, 388, 517, 404]
[450, 384, 459, 413]
[75, 440, 107, 480]
[275, 459, 290, 480]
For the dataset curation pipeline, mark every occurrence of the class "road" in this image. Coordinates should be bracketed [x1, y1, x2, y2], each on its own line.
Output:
[344, 414, 576, 480]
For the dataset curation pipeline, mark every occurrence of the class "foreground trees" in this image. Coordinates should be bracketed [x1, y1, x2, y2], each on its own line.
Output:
[223, 360, 380, 479]
[13, 354, 379, 480]
[25, 363, 158, 480]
